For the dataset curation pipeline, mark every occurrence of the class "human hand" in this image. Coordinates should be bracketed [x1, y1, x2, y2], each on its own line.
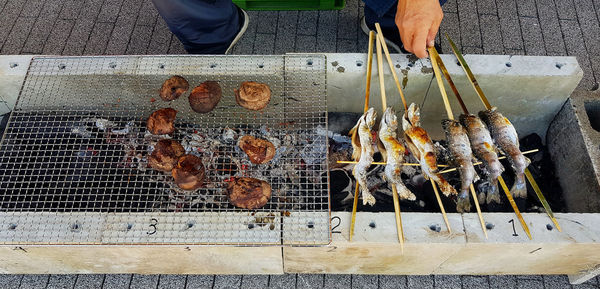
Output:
[395, 0, 444, 58]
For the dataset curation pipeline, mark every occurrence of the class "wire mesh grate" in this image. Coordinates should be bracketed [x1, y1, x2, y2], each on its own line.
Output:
[0, 55, 330, 245]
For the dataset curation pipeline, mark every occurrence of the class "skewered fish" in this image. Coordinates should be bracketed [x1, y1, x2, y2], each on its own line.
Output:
[402, 103, 457, 197]
[460, 114, 504, 205]
[349, 108, 377, 206]
[379, 107, 416, 201]
[442, 119, 479, 212]
[479, 107, 530, 199]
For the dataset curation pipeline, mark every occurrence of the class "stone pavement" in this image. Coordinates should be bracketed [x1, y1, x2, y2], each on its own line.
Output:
[1, 0, 600, 287]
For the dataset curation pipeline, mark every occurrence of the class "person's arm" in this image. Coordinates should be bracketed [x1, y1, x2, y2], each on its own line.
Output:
[395, 0, 444, 58]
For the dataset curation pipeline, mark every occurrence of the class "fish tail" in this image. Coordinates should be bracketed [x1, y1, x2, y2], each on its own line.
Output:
[436, 177, 457, 196]
[395, 182, 416, 201]
[486, 180, 502, 205]
[511, 174, 527, 199]
[456, 190, 471, 213]
[362, 190, 376, 206]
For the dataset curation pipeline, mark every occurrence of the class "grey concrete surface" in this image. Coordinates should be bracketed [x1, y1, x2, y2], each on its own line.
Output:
[0, 0, 599, 287]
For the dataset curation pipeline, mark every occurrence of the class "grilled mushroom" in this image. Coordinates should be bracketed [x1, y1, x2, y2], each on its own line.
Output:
[189, 81, 222, 113]
[148, 139, 185, 172]
[238, 135, 276, 164]
[147, 108, 177, 135]
[227, 177, 272, 209]
[234, 81, 271, 111]
[160, 75, 189, 101]
[172, 155, 205, 190]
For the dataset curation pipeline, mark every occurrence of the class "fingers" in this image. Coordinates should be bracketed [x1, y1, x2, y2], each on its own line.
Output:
[426, 13, 443, 47]
[411, 28, 429, 58]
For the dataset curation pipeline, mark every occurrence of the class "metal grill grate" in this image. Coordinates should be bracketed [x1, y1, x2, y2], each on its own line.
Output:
[0, 55, 330, 245]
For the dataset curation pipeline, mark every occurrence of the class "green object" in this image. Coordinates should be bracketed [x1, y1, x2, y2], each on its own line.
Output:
[233, 0, 345, 10]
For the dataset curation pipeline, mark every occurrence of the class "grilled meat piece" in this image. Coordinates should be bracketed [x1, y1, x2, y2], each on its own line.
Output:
[234, 81, 271, 111]
[442, 119, 479, 212]
[189, 81, 222, 113]
[238, 135, 276, 164]
[479, 108, 530, 199]
[172, 155, 205, 190]
[147, 108, 177, 135]
[378, 107, 416, 200]
[160, 75, 189, 101]
[402, 103, 457, 197]
[349, 108, 377, 206]
[460, 114, 504, 205]
[227, 177, 272, 209]
[149, 139, 185, 172]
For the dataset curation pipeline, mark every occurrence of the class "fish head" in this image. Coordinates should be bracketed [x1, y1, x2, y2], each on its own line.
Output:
[364, 107, 377, 129]
[381, 107, 398, 131]
[459, 113, 477, 128]
[406, 103, 421, 127]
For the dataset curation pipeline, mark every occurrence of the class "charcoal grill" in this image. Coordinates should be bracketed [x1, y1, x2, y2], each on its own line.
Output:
[0, 55, 330, 246]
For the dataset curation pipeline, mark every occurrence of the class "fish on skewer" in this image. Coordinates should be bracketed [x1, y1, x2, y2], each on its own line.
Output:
[459, 114, 504, 206]
[479, 107, 530, 200]
[349, 108, 377, 206]
[379, 107, 416, 201]
[442, 119, 479, 212]
[402, 103, 457, 197]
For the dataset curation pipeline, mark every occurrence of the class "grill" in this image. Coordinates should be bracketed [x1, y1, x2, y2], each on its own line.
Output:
[0, 55, 330, 246]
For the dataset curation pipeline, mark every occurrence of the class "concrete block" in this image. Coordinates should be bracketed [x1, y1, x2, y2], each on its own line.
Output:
[547, 90, 600, 212]
[129, 274, 158, 289]
[0, 55, 32, 115]
[74, 274, 104, 289]
[268, 274, 296, 289]
[102, 274, 132, 289]
[379, 275, 408, 289]
[19, 274, 49, 288]
[42, 19, 75, 55]
[158, 275, 186, 289]
[240, 275, 268, 289]
[351, 275, 378, 289]
[213, 275, 241, 289]
[520, 17, 547, 56]
[185, 275, 214, 289]
[47, 275, 77, 289]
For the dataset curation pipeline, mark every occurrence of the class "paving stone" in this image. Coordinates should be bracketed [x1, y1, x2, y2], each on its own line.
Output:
[316, 10, 338, 53]
[43, 19, 75, 54]
[458, 0, 482, 47]
[506, 48, 525, 55]
[0, 275, 22, 289]
[83, 22, 114, 55]
[158, 275, 186, 289]
[323, 274, 351, 289]
[439, 12, 461, 56]
[574, 0, 600, 53]
[516, 278, 544, 289]
[62, 0, 104, 55]
[497, 0, 524, 50]
[136, 0, 158, 26]
[19, 0, 44, 17]
[274, 10, 298, 54]
[543, 275, 571, 289]
[125, 24, 153, 54]
[560, 19, 597, 90]
[74, 274, 104, 289]
[337, 38, 357, 53]
[356, 28, 368, 53]
[479, 14, 504, 54]
[379, 275, 408, 289]
[102, 274, 132, 289]
[442, 0, 458, 13]
[555, 0, 577, 20]
[147, 18, 173, 55]
[59, 0, 83, 20]
[240, 275, 268, 289]
[213, 275, 241, 289]
[268, 274, 296, 289]
[19, 274, 49, 289]
[434, 275, 462, 289]
[22, 0, 63, 54]
[130, 275, 158, 289]
[256, 11, 278, 34]
[351, 275, 377, 289]
[536, 0, 567, 55]
[296, 274, 324, 289]
[0, 0, 7, 13]
[477, 0, 497, 15]
[97, 0, 124, 23]
[462, 46, 484, 54]
[47, 275, 78, 289]
[408, 276, 434, 288]
[104, 0, 144, 54]
[1, 17, 35, 54]
[297, 10, 319, 36]
[520, 16, 546, 55]
[253, 33, 275, 54]
[168, 35, 187, 54]
[462, 276, 489, 289]
[337, 0, 358, 41]
[185, 275, 213, 289]
[516, 0, 537, 17]
[295, 34, 317, 53]
[0, 0, 27, 49]
[589, 54, 600, 90]
[232, 11, 258, 55]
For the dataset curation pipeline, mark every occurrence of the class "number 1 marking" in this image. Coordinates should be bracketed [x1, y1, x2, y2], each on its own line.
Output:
[508, 219, 518, 236]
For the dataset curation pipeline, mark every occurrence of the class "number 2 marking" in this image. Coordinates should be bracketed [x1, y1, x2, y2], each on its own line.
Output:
[508, 219, 518, 236]
[331, 216, 341, 234]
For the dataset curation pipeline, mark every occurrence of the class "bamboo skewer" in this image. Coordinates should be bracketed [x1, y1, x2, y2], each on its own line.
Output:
[374, 23, 408, 110]
[428, 46, 486, 237]
[446, 35, 536, 239]
[349, 30, 376, 242]
[375, 32, 405, 249]
[431, 182, 451, 233]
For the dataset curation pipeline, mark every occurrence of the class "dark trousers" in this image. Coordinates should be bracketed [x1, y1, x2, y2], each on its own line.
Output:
[151, 0, 240, 54]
